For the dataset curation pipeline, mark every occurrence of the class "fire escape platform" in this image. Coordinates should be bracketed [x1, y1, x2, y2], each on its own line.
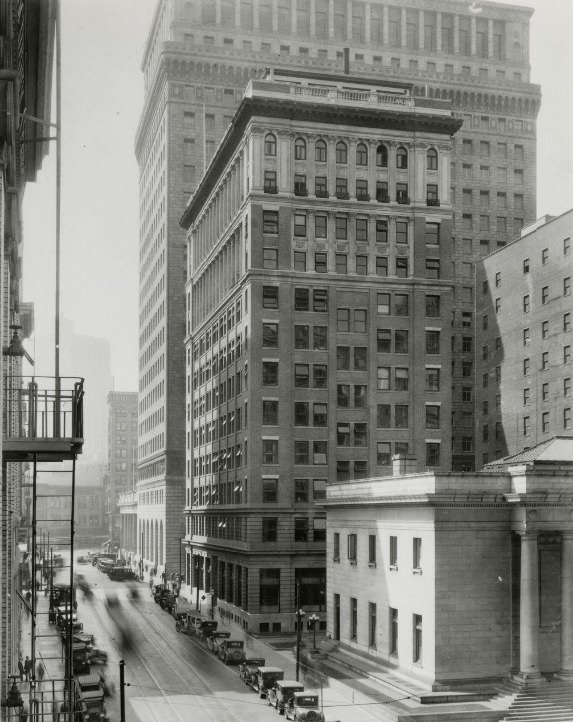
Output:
[3, 438, 84, 462]
[2, 376, 85, 463]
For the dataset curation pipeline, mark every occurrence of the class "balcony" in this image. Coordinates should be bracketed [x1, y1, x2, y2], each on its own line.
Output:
[315, 189, 329, 198]
[357, 193, 370, 202]
[427, 198, 441, 207]
[397, 194, 411, 205]
[376, 192, 390, 203]
[336, 191, 350, 200]
[294, 184, 308, 197]
[264, 184, 278, 194]
[3, 376, 84, 461]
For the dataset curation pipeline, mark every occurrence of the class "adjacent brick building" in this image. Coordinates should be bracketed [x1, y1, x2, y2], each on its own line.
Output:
[476, 209, 573, 464]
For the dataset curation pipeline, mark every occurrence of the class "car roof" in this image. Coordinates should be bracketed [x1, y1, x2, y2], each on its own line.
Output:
[277, 681, 304, 689]
[77, 675, 101, 686]
[293, 692, 318, 699]
[259, 666, 283, 673]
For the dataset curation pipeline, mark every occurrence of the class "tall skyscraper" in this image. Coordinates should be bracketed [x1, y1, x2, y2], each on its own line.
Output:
[136, 0, 540, 578]
[181, 69, 461, 630]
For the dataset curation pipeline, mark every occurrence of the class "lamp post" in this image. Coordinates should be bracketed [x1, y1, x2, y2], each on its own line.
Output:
[308, 613, 319, 652]
[295, 583, 305, 682]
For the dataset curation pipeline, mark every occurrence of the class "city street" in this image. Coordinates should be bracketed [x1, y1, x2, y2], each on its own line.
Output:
[42, 555, 392, 722]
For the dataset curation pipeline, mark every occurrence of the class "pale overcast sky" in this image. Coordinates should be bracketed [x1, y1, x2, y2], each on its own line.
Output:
[22, 0, 573, 391]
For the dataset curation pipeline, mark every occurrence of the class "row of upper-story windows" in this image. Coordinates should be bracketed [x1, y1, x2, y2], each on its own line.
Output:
[192, 297, 243, 362]
[264, 134, 438, 170]
[197, 1, 511, 62]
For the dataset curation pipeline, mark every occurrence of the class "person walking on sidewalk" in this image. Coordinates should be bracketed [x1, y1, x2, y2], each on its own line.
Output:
[36, 660, 45, 686]
[23, 656, 32, 682]
[18, 657, 24, 681]
[149, 575, 154, 595]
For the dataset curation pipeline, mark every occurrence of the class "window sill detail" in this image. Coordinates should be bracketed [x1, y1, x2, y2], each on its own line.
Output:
[413, 567, 423, 575]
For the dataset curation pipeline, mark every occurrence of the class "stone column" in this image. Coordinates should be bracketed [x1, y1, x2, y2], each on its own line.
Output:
[561, 532, 573, 677]
[519, 532, 542, 680]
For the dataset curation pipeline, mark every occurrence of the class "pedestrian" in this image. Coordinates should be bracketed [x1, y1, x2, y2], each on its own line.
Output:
[24, 591, 31, 618]
[149, 575, 154, 595]
[23, 656, 32, 682]
[18, 657, 24, 681]
[36, 660, 45, 686]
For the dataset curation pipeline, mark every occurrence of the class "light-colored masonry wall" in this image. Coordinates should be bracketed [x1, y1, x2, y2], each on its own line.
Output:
[434, 506, 512, 683]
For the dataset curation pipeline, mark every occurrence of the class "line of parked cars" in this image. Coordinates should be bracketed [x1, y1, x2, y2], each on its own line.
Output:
[238, 660, 325, 722]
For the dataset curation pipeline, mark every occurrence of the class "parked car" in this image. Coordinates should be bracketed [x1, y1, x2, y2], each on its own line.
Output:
[76, 674, 103, 694]
[284, 692, 325, 722]
[153, 585, 170, 604]
[251, 666, 284, 698]
[159, 592, 175, 613]
[207, 631, 231, 653]
[79, 688, 109, 722]
[268, 680, 305, 714]
[195, 620, 218, 639]
[175, 612, 199, 635]
[239, 657, 266, 686]
[217, 639, 245, 665]
[87, 648, 108, 666]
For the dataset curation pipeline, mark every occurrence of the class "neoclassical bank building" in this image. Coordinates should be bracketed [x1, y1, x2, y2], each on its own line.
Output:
[325, 437, 573, 688]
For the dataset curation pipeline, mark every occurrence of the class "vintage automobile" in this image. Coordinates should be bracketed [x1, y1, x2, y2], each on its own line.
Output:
[78, 689, 109, 722]
[207, 630, 231, 653]
[251, 666, 284, 698]
[217, 639, 246, 665]
[66, 642, 91, 675]
[195, 620, 218, 639]
[239, 657, 266, 686]
[153, 584, 171, 604]
[158, 591, 176, 613]
[87, 648, 108, 666]
[108, 566, 135, 581]
[268, 680, 305, 714]
[56, 605, 78, 629]
[175, 612, 199, 635]
[284, 692, 325, 722]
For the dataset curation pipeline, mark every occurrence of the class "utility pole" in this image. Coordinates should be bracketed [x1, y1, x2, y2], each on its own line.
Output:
[119, 660, 126, 722]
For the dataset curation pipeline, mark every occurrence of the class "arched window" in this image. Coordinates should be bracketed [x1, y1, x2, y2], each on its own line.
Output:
[356, 142, 368, 166]
[376, 144, 388, 167]
[426, 148, 438, 170]
[264, 133, 277, 156]
[315, 139, 327, 163]
[336, 141, 348, 164]
[294, 137, 307, 160]
[396, 146, 408, 169]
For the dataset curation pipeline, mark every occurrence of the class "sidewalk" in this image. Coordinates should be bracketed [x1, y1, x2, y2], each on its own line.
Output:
[176, 592, 510, 722]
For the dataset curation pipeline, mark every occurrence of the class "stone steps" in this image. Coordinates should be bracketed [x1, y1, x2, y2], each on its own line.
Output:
[496, 680, 573, 722]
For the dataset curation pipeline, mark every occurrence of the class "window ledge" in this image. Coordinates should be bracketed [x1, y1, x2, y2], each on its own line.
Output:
[368, 562, 377, 568]
[333, 557, 340, 563]
[413, 567, 423, 575]
[389, 564, 398, 572]
[349, 559, 357, 566]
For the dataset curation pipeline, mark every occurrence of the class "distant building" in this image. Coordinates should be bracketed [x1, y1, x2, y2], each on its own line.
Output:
[476, 210, 573, 465]
[36, 484, 106, 545]
[181, 69, 461, 631]
[324, 437, 573, 688]
[34, 318, 114, 473]
[106, 391, 138, 546]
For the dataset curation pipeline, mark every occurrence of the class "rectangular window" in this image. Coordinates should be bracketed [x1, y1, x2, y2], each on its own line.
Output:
[294, 441, 309, 465]
[263, 286, 279, 309]
[313, 326, 327, 350]
[263, 210, 279, 234]
[335, 216, 347, 239]
[263, 478, 278, 502]
[314, 253, 327, 273]
[315, 176, 328, 197]
[315, 214, 327, 238]
[333, 532, 340, 560]
[335, 254, 347, 274]
[262, 362, 278, 385]
[294, 288, 309, 311]
[294, 212, 307, 236]
[377, 293, 390, 315]
[294, 251, 306, 271]
[413, 614, 423, 663]
[376, 257, 388, 277]
[390, 608, 398, 654]
[294, 518, 309, 542]
[425, 295, 440, 318]
[395, 221, 408, 244]
[425, 405, 440, 429]
[426, 368, 440, 392]
[377, 442, 391, 466]
[337, 308, 350, 332]
[295, 364, 310, 387]
[376, 219, 388, 243]
[413, 538, 422, 569]
[369, 535, 376, 565]
[426, 442, 440, 467]
[294, 402, 309, 426]
[377, 367, 390, 391]
[395, 294, 409, 316]
[347, 533, 357, 561]
[262, 518, 278, 542]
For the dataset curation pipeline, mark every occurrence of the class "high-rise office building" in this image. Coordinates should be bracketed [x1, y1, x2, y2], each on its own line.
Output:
[476, 209, 573, 464]
[136, 0, 540, 577]
[181, 69, 461, 630]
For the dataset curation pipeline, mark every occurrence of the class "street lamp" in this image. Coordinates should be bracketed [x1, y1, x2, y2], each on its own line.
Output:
[308, 614, 319, 652]
[295, 582, 305, 682]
